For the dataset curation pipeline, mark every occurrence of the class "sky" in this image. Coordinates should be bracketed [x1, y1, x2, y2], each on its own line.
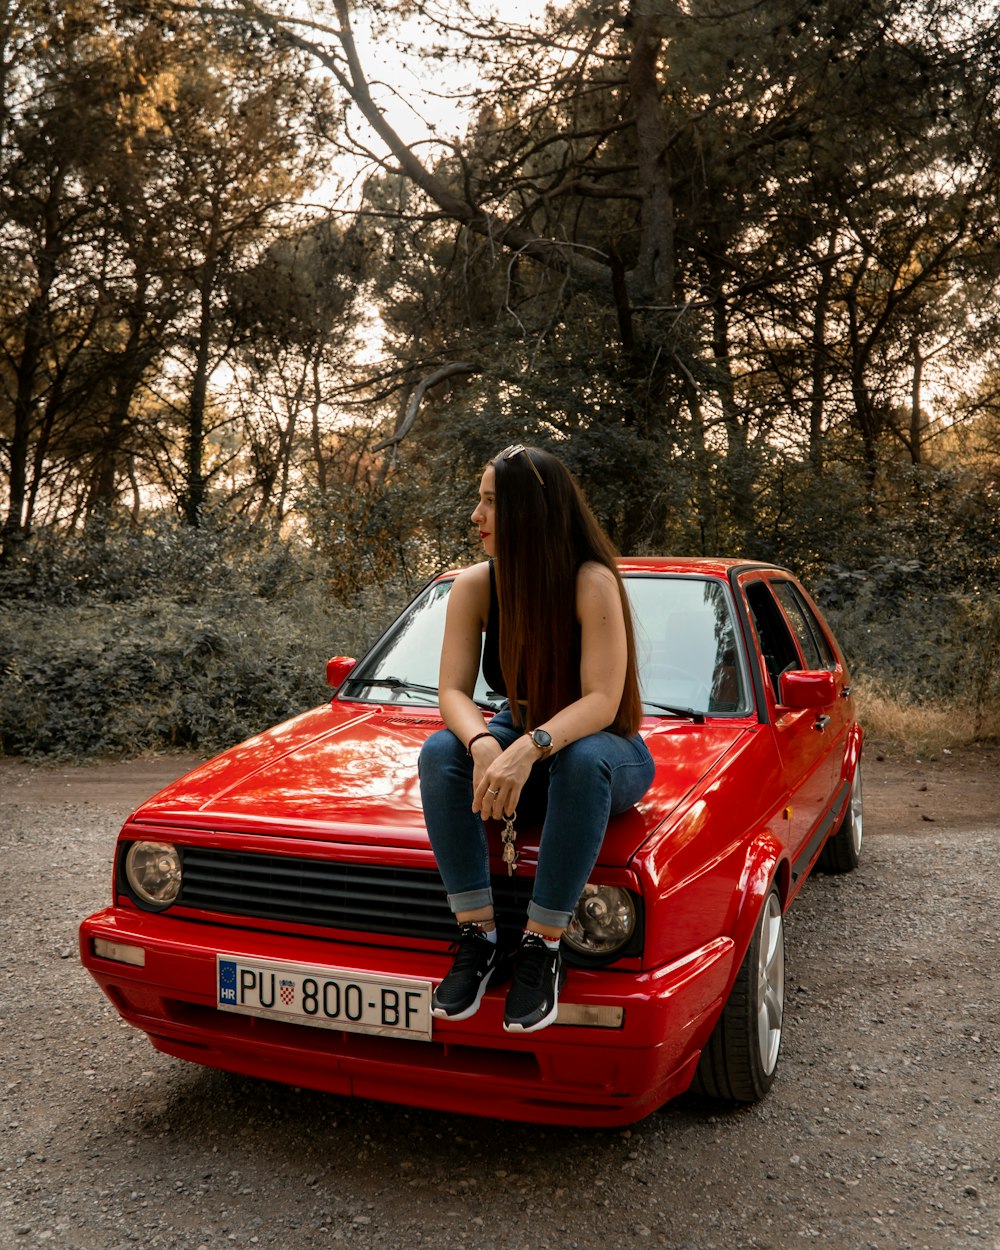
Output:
[288, 0, 543, 199]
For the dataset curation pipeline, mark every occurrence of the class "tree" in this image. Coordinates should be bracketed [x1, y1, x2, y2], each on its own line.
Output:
[228, 216, 370, 524]
[204, 0, 1000, 555]
[0, 0, 334, 552]
[0, 0, 108, 555]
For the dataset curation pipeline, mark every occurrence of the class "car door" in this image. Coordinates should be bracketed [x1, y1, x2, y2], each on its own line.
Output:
[738, 574, 837, 872]
[769, 578, 853, 804]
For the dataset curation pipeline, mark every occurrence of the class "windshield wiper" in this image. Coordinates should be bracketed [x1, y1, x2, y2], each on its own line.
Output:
[343, 676, 498, 712]
[345, 675, 437, 698]
[643, 702, 706, 724]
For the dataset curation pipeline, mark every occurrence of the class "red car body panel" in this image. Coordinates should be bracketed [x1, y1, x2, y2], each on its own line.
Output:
[80, 559, 862, 1126]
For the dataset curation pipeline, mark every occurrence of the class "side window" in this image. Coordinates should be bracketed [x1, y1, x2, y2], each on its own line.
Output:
[772, 582, 835, 670]
[744, 580, 801, 694]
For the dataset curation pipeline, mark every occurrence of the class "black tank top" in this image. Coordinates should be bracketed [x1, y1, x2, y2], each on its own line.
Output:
[481, 560, 505, 696]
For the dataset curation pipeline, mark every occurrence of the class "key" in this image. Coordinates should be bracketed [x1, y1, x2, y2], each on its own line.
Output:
[501, 810, 518, 876]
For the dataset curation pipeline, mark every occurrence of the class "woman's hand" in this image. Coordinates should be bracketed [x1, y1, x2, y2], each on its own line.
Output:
[471, 736, 534, 821]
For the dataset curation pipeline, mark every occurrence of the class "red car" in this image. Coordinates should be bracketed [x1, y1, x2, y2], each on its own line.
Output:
[80, 558, 862, 1127]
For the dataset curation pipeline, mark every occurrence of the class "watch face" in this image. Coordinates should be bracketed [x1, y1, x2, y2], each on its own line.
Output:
[532, 729, 552, 749]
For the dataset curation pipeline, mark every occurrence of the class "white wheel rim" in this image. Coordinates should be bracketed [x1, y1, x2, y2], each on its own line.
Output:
[850, 767, 863, 856]
[756, 893, 784, 1076]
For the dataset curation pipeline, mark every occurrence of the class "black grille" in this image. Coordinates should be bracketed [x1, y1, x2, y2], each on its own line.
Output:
[170, 846, 530, 944]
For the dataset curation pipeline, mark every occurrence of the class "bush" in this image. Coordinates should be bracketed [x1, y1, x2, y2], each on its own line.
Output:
[854, 677, 1000, 755]
[0, 520, 408, 759]
[2, 458, 997, 759]
[783, 466, 1000, 737]
[0, 515, 315, 607]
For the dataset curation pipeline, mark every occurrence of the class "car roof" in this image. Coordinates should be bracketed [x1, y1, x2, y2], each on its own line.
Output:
[436, 557, 790, 581]
[614, 556, 788, 577]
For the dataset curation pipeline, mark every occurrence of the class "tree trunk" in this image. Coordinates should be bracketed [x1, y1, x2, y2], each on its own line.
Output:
[184, 278, 214, 527]
[2, 353, 37, 558]
[310, 357, 328, 495]
[908, 333, 925, 465]
[808, 234, 839, 473]
[2, 274, 51, 559]
[626, 14, 676, 307]
[85, 355, 152, 524]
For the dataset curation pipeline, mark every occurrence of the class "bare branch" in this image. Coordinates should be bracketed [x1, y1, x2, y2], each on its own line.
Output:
[371, 361, 479, 456]
[178, 0, 614, 288]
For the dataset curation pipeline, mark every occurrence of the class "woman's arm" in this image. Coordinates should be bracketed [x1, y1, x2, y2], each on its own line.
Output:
[438, 563, 506, 808]
[437, 563, 502, 780]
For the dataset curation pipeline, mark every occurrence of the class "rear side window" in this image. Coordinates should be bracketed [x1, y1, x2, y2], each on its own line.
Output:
[772, 581, 835, 670]
[744, 580, 801, 693]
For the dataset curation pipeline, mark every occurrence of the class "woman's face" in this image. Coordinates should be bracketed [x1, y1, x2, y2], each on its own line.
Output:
[471, 464, 496, 557]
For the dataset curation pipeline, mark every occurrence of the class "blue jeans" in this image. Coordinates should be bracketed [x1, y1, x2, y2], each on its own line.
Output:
[418, 708, 655, 929]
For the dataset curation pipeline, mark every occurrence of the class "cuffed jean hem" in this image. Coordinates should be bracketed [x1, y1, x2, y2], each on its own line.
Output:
[446, 887, 494, 914]
[527, 899, 573, 929]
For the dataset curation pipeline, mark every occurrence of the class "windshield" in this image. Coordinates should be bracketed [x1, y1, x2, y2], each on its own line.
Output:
[341, 573, 752, 718]
[628, 575, 751, 716]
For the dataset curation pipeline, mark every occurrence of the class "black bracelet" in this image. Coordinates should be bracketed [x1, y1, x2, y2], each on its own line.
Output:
[467, 731, 494, 755]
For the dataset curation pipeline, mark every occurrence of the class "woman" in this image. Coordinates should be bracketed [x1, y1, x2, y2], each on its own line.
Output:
[418, 444, 655, 1034]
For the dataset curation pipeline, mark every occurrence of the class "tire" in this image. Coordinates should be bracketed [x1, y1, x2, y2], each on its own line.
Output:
[692, 885, 785, 1103]
[817, 762, 863, 873]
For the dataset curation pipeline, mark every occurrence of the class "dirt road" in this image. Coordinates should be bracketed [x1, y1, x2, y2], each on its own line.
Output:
[1, 747, 997, 1250]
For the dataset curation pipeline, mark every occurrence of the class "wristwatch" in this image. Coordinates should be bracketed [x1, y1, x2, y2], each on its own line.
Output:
[529, 728, 553, 754]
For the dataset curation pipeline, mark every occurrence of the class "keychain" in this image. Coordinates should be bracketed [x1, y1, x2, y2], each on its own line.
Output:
[501, 810, 518, 875]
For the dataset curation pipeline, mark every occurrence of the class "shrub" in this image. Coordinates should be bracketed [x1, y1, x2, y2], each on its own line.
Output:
[2, 460, 997, 759]
[854, 677, 1000, 756]
[0, 520, 408, 759]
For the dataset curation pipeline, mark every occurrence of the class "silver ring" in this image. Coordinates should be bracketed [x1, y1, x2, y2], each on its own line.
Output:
[488, 787, 500, 795]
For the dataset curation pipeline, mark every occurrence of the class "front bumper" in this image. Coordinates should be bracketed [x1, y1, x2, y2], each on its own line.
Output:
[79, 908, 734, 1127]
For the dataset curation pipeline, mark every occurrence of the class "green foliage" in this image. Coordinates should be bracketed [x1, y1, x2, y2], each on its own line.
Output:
[1, 462, 996, 760]
[339, 0, 1000, 569]
[1, 515, 301, 605]
[810, 468, 1000, 719]
[0, 519, 407, 759]
[0, 0, 335, 546]
[297, 459, 469, 599]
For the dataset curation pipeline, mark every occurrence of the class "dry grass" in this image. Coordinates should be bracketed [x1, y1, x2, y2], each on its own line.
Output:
[855, 676, 1000, 756]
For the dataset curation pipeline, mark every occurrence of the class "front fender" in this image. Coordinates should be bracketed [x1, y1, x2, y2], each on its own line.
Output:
[729, 826, 786, 976]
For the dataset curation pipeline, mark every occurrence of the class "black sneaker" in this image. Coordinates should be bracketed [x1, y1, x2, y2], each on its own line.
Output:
[502, 933, 566, 1034]
[431, 923, 503, 1020]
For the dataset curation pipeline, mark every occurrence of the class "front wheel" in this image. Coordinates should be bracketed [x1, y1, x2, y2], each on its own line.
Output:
[817, 762, 863, 873]
[692, 886, 785, 1103]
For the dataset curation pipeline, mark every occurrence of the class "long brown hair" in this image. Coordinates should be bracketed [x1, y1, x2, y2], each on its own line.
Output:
[491, 445, 643, 735]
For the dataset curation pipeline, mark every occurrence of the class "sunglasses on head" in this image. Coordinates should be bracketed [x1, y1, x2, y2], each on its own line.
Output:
[499, 443, 545, 488]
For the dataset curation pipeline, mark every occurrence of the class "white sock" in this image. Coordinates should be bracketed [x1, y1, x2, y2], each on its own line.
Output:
[526, 930, 560, 951]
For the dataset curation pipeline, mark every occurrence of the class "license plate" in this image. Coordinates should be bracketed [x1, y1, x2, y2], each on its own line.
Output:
[216, 954, 433, 1041]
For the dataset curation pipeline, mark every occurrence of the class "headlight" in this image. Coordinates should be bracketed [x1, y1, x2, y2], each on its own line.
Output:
[563, 884, 637, 957]
[124, 841, 182, 906]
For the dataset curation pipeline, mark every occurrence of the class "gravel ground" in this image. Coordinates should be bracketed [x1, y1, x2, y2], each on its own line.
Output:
[0, 747, 997, 1250]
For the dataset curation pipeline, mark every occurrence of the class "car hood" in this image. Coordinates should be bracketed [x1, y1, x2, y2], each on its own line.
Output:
[128, 701, 752, 865]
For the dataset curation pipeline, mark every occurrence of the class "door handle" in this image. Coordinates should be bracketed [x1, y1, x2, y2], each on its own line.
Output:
[813, 715, 831, 732]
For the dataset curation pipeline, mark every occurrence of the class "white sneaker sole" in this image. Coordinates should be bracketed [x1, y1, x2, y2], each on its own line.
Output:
[502, 988, 559, 1034]
[431, 963, 496, 1022]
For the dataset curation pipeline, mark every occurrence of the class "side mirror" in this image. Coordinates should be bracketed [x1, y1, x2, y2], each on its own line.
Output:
[326, 655, 357, 690]
[779, 669, 836, 709]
